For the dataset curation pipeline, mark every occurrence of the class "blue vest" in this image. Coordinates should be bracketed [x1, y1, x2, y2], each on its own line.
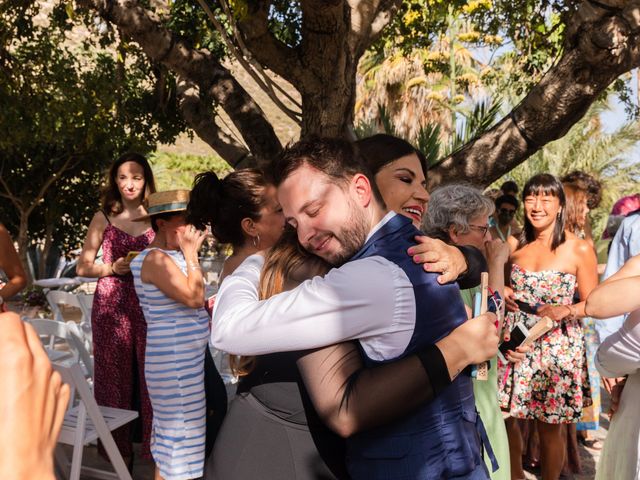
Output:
[346, 214, 495, 480]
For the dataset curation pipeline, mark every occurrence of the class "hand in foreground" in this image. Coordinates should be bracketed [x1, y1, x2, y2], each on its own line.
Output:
[458, 312, 499, 364]
[0, 312, 70, 480]
[112, 256, 131, 275]
[408, 236, 467, 284]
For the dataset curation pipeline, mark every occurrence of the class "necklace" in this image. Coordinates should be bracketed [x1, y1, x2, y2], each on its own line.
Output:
[496, 224, 511, 242]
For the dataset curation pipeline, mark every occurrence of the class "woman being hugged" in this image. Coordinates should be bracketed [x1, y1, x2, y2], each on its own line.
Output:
[500, 173, 598, 480]
[76, 153, 155, 464]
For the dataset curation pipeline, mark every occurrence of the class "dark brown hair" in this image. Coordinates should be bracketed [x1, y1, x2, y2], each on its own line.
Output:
[563, 183, 589, 236]
[187, 169, 269, 248]
[356, 134, 427, 177]
[520, 173, 566, 251]
[101, 152, 156, 215]
[268, 137, 384, 205]
[561, 171, 602, 210]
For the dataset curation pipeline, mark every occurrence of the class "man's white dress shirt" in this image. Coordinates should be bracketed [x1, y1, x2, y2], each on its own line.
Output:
[211, 213, 417, 361]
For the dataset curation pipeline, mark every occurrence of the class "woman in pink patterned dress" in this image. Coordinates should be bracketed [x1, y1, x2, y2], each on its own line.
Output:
[77, 153, 156, 466]
[500, 173, 598, 480]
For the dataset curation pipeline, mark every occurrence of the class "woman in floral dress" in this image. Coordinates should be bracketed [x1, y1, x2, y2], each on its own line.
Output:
[77, 153, 156, 465]
[500, 173, 598, 480]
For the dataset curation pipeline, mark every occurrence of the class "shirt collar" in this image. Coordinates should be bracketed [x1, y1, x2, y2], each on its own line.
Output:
[366, 211, 397, 242]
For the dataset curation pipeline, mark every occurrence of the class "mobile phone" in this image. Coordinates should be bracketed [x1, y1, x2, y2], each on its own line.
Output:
[515, 299, 539, 315]
[498, 322, 529, 363]
[126, 251, 140, 262]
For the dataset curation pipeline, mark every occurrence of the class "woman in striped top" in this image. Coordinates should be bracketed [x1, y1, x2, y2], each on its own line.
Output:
[131, 190, 210, 480]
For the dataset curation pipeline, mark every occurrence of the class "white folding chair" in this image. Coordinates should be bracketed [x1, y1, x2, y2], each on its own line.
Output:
[46, 290, 94, 355]
[53, 363, 138, 480]
[26, 318, 94, 380]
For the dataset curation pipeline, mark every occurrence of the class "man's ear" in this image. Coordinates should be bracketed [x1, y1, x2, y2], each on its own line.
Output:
[351, 173, 373, 207]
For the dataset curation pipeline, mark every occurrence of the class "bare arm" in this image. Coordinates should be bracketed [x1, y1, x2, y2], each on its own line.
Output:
[76, 212, 116, 278]
[140, 227, 206, 309]
[296, 312, 499, 437]
[0, 224, 27, 301]
[586, 255, 640, 318]
[537, 239, 598, 322]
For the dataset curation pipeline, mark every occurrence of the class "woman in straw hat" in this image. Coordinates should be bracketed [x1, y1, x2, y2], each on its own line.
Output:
[77, 152, 155, 465]
[130, 190, 212, 480]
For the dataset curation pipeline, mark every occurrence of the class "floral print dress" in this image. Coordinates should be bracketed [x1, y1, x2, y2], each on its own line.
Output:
[498, 264, 592, 424]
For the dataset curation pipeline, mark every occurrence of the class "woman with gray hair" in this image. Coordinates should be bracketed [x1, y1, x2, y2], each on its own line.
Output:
[424, 183, 519, 480]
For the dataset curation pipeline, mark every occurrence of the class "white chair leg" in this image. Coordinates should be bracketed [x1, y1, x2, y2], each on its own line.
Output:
[69, 404, 87, 480]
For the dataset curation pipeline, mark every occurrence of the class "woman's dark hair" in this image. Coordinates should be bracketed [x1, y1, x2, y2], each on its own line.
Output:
[500, 180, 519, 195]
[101, 152, 156, 215]
[355, 134, 427, 177]
[520, 173, 566, 251]
[495, 194, 519, 210]
[187, 168, 269, 248]
[150, 211, 183, 233]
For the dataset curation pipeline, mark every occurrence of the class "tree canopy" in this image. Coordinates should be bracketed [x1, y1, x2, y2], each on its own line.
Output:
[0, 1, 185, 279]
[69, 0, 640, 185]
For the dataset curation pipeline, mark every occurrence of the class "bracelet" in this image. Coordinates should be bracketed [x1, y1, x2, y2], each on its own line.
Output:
[186, 261, 201, 271]
[564, 304, 576, 319]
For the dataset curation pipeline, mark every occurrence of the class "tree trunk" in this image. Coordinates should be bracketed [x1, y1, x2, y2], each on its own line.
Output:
[16, 214, 32, 286]
[428, 0, 640, 189]
[38, 222, 54, 279]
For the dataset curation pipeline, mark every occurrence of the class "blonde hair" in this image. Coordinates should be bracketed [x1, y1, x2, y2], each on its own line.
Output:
[229, 228, 330, 376]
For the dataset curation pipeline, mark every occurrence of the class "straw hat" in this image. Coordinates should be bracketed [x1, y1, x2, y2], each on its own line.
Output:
[133, 189, 190, 221]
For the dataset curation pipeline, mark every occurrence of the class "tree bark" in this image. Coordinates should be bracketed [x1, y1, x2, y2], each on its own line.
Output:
[236, 0, 400, 139]
[428, 0, 640, 189]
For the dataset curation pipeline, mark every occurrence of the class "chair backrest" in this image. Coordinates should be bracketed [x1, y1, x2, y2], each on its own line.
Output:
[74, 293, 93, 321]
[46, 290, 83, 323]
[28, 318, 94, 379]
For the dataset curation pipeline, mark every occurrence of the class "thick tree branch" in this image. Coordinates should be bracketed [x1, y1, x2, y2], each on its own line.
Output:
[176, 78, 253, 168]
[235, 1, 304, 86]
[197, 0, 302, 123]
[428, 0, 640, 189]
[78, 0, 282, 163]
[347, 0, 401, 56]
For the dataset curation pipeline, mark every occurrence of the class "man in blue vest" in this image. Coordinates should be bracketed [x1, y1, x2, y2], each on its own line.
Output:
[212, 137, 498, 479]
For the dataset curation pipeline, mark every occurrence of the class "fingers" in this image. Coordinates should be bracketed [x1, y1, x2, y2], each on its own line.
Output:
[49, 382, 70, 447]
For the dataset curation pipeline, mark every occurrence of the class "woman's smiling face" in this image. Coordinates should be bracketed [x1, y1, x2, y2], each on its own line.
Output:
[374, 153, 430, 228]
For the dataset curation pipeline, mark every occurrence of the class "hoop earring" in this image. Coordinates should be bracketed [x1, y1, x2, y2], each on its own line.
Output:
[252, 234, 261, 249]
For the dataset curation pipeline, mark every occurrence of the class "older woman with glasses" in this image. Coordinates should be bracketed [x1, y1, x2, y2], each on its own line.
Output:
[424, 183, 523, 480]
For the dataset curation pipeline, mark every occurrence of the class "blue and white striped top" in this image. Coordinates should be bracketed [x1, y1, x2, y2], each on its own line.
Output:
[131, 248, 210, 480]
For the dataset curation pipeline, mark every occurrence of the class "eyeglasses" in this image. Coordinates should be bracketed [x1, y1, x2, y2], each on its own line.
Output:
[499, 208, 516, 216]
[468, 224, 489, 236]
